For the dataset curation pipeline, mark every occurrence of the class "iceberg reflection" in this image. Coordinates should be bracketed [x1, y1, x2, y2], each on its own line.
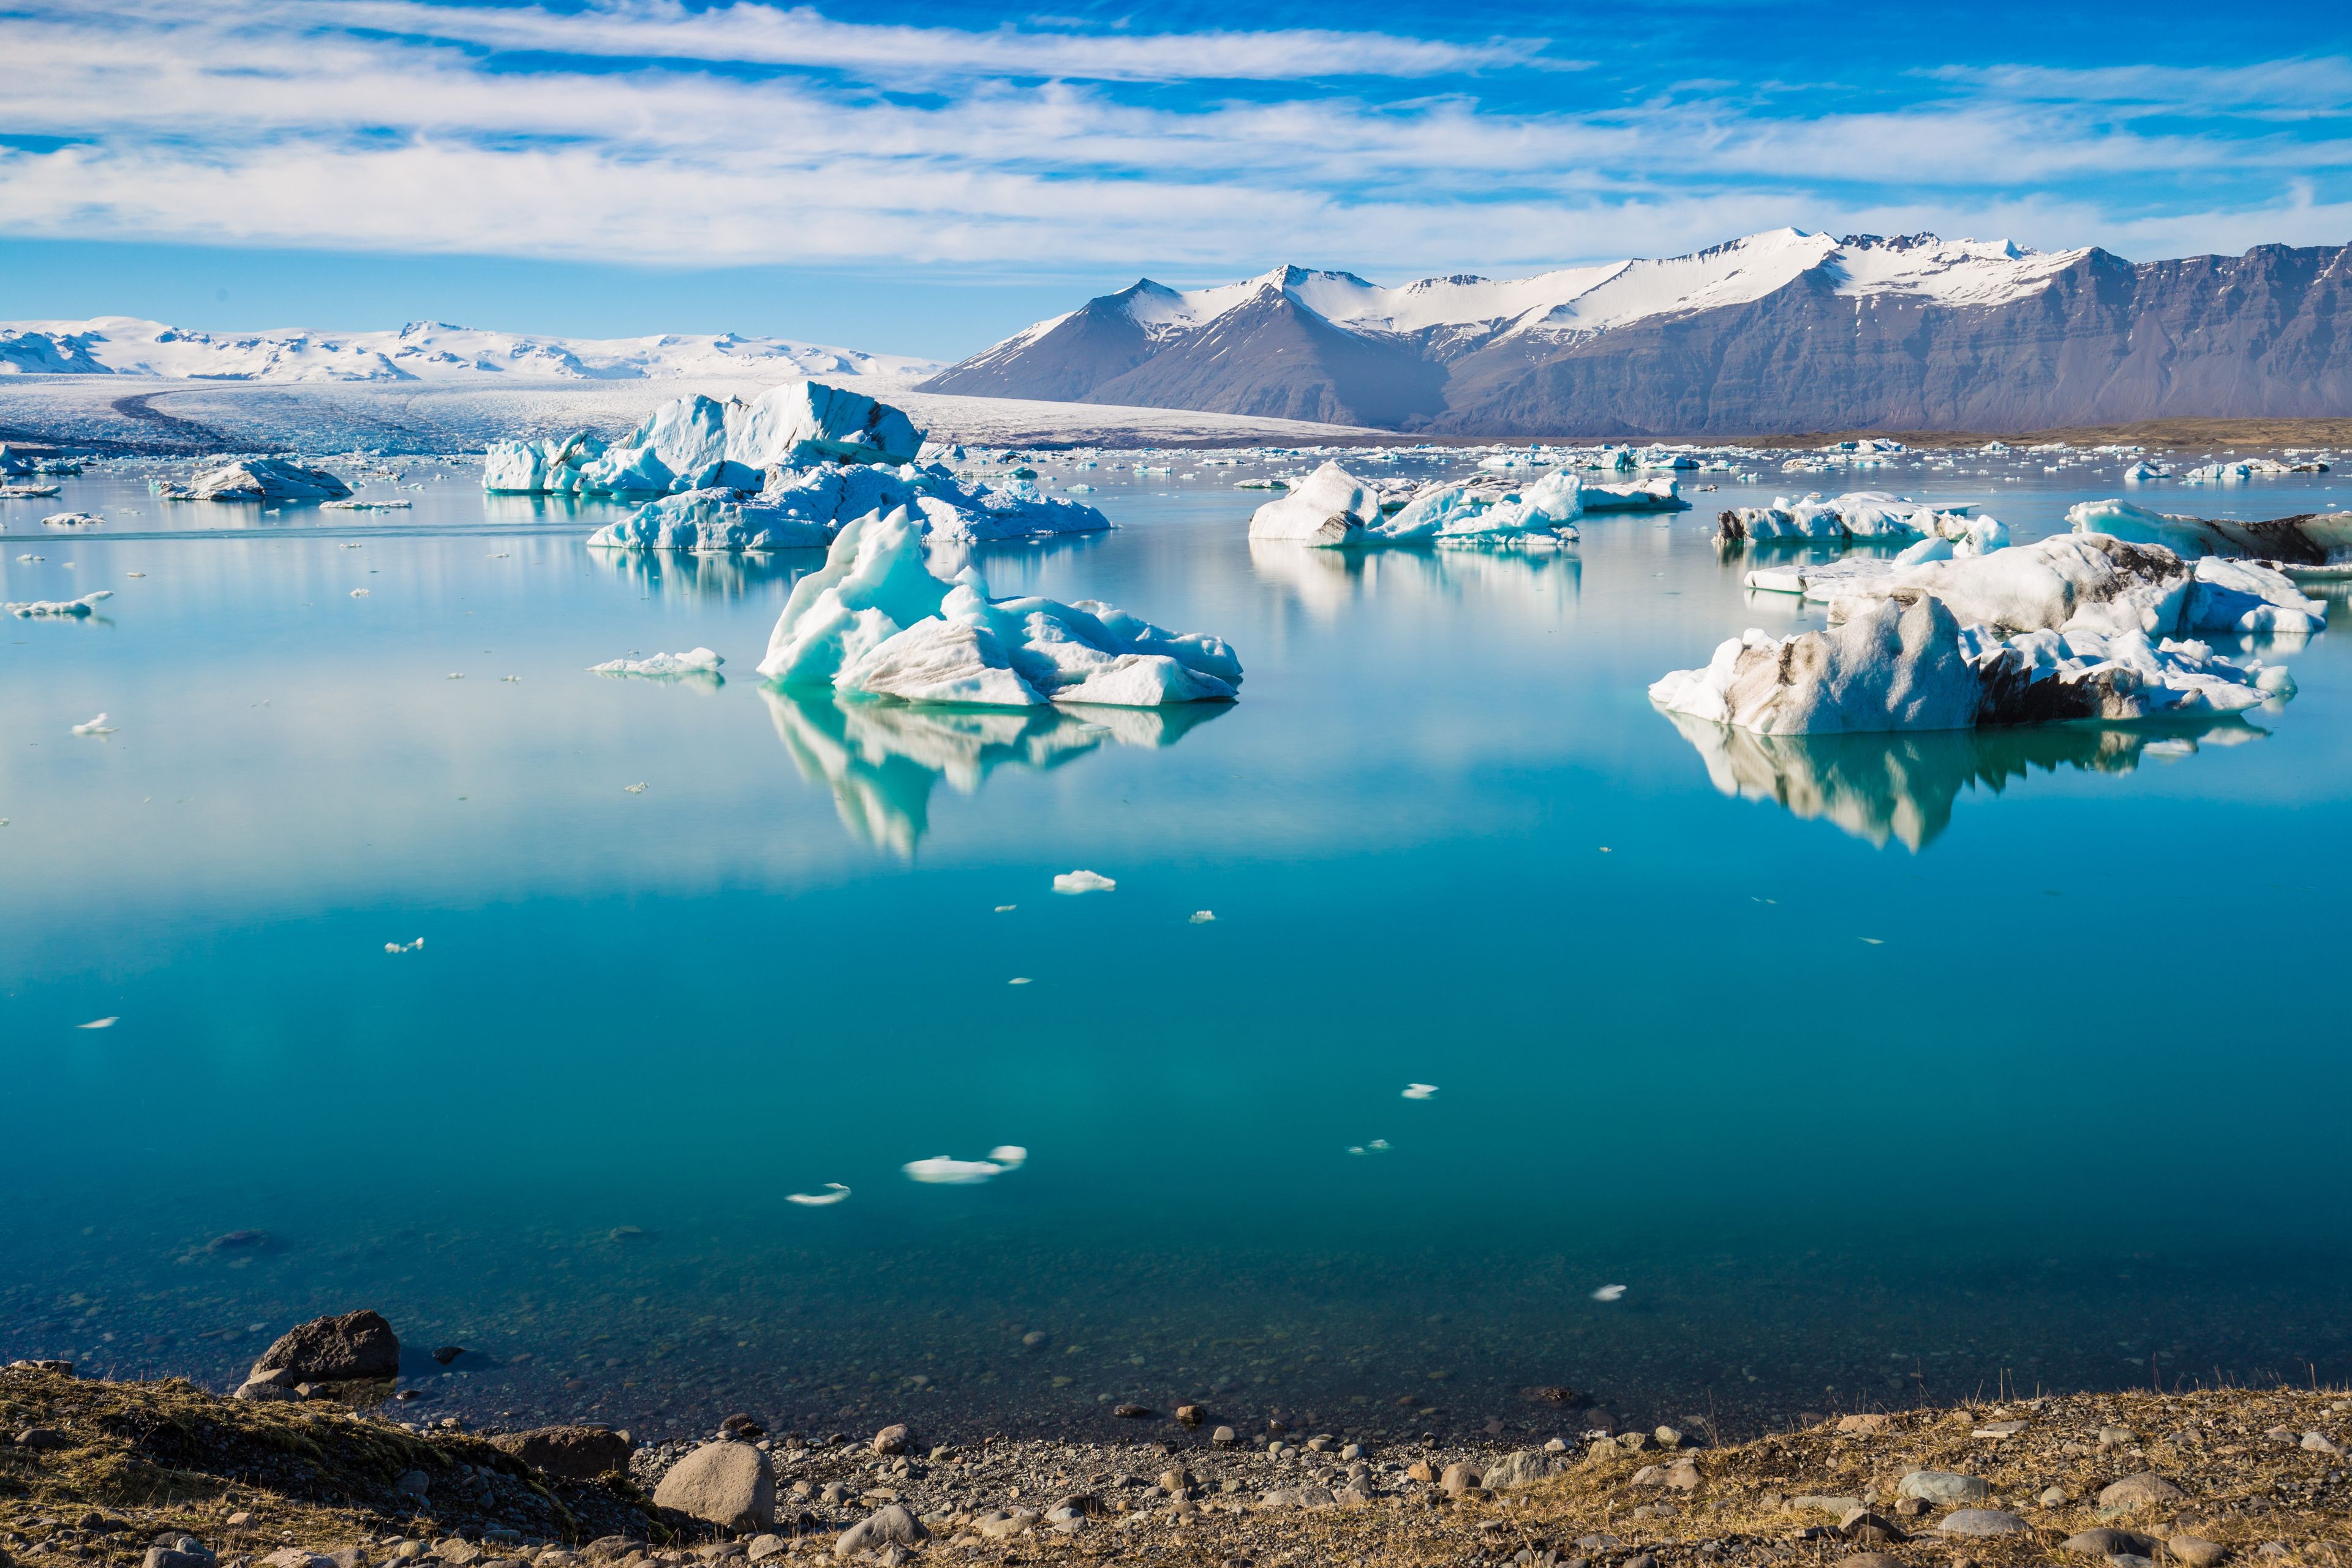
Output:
[590, 543, 823, 602]
[1249, 536, 1580, 620]
[1661, 710, 2267, 850]
[761, 689, 1227, 856]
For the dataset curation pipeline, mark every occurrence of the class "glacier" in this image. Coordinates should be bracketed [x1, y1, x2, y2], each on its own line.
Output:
[1652, 534, 2310, 736]
[756, 507, 1239, 708]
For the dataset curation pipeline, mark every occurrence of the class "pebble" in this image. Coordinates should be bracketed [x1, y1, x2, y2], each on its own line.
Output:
[1938, 1510, 2030, 1537]
[1898, 1471, 1990, 1505]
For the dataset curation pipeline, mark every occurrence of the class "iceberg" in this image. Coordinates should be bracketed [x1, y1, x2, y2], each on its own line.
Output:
[1580, 475, 1687, 512]
[2066, 498, 2352, 577]
[1653, 538, 2305, 737]
[7, 590, 112, 617]
[1248, 461, 1381, 544]
[1718, 491, 1973, 545]
[2184, 458, 2291, 484]
[589, 647, 725, 680]
[483, 380, 921, 497]
[904, 1148, 1026, 1185]
[756, 508, 1239, 708]
[160, 457, 353, 502]
[40, 512, 103, 528]
[586, 487, 831, 552]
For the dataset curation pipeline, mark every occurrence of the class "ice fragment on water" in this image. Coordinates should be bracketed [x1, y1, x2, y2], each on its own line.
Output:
[384, 938, 424, 954]
[77, 1017, 118, 1030]
[589, 647, 724, 679]
[993, 904, 1017, 913]
[349, 589, 370, 597]
[1189, 910, 1216, 924]
[1054, 869, 1115, 894]
[70, 714, 116, 735]
[1592, 1284, 1627, 1302]
[1403, 1084, 1439, 1099]
[623, 782, 649, 794]
[1008, 977, 1032, 985]
[785, 1183, 851, 1207]
[905, 1150, 1025, 1184]
[987, 1146, 1028, 1166]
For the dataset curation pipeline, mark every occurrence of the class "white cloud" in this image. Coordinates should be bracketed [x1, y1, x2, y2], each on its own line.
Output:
[0, 1, 2347, 279]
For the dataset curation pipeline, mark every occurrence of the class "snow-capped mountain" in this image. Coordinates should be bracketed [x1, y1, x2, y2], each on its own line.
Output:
[922, 230, 2352, 434]
[0, 317, 941, 384]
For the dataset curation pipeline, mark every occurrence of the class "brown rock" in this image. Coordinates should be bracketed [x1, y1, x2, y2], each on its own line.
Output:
[489, 1425, 634, 1480]
[653, 1441, 776, 1532]
[1439, 1461, 1483, 1496]
[1175, 1405, 1205, 1426]
[832, 1506, 927, 1559]
[2066, 1529, 2162, 1558]
[1841, 1510, 1907, 1545]
[1521, 1385, 1585, 1405]
[870, 1424, 911, 1457]
[2168, 1538, 2228, 1567]
[1834, 1555, 1906, 1568]
[1406, 1460, 1436, 1485]
[1836, 1414, 1891, 1434]
[247, 1311, 399, 1384]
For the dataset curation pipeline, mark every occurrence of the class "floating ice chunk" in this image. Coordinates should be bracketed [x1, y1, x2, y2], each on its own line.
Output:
[1248, 461, 1380, 545]
[1649, 592, 1980, 736]
[40, 512, 102, 527]
[1379, 470, 1582, 549]
[1592, 1284, 1627, 1302]
[169, 457, 353, 502]
[589, 647, 726, 679]
[487, 381, 922, 498]
[349, 589, 370, 597]
[988, 1145, 1028, 1166]
[383, 938, 424, 954]
[1189, 910, 1216, 924]
[1402, 1084, 1438, 1099]
[622, 782, 649, 794]
[2124, 461, 2171, 481]
[2184, 458, 2291, 484]
[587, 486, 831, 552]
[77, 1016, 118, 1030]
[2066, 497, 2352, 578]
[785, 1183, 852, 1207]
[70, 713, 116, 735]
[904, 1153, 1022, 1185]
[7, 591, 111, 617]
[728, 379, 923, 469]
[756, 508, 1238, 707]
[1580, 476, 1687, 513]
[320, 499, 412, 511]
[1054, 869, 1116, 893]
[483, 430, 606, 494]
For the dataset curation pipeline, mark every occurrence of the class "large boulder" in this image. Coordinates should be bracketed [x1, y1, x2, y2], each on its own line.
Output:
[243, 1311, 399, 1387]
[488, 1425, 635, 1480]
[1482, 1449, 1571, 1490]
[652, 1440, 775, 1531]
[833, 1504, 927, 1558]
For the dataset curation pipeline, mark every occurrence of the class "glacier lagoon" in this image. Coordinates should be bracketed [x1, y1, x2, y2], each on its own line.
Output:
[4, 451, 2350, 1443]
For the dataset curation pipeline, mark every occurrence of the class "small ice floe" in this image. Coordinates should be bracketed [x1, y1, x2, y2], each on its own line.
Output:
[384, 938, 424, 954]
[1346, 1139, 1393, 1156]
[1188, 910, 1216, 924]
[126, 571, 145, 578]
[164, 457, 352, 502]
[1403, 1084, 1439, 1099]
[70, 714, 116, 735]
[1008, 976, 1032, 985]
[1591, 1284, 1627, 1302]
[785, 1183, 852, 1207]
[7, 591, 111, 618]
[1860, 937, 1884, 945]
[994, 904, 1017, 913]
[320, 499, 412, 510]
[341, 542, 364, 549]
[501, 674, 521, 682]
[349, 589, 370, 598]
[78, 1017, 118, 1030]
[623, 782, 650, 794]
[446, 673, 465, 680]
[1054, 869, 1115, 894]
[41, 512, 102, 528]
[905, 1147, 1026, 1184]
[588, 647, 725, 680]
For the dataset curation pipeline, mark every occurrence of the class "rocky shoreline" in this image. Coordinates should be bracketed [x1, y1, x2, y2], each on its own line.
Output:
[4, 1311, 2348, 1568]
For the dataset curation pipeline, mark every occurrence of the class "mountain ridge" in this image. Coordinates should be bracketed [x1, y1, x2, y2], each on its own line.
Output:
[918, 230, 2352, 435]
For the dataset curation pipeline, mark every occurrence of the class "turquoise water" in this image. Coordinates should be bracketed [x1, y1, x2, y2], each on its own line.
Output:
[4, 454, 2350, 1444]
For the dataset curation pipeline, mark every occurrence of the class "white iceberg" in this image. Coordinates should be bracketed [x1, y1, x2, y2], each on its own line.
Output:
[2124, 461, 2171, 481]
[589, 647, 725, 679]
[484, 380, 923, 497]
[40, 512, 103, 527]
[2184, 458, 2291, 484]
[586, 487, 832, 552]
[1653, 543, 2302, 737]
[160, 457, 354, 502]
[320, 499, 412, 511]
[1378, 470, 1583, 549]
[785, 1184, 851, 1207]
[1053, 869, 1115, 894]
[905, 1152, 1023, 1185]
[1580, 475, 1687, 512]
[1719, 491, 1973, 545]
[8, 590, 111, 617]
[1247, 461, 1381, 544]
[586, 460, 1109, 552]
[2066, 497, 2352, 578]
[756, 508, 1240, 707]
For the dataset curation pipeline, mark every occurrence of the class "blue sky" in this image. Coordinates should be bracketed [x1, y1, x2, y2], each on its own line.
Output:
[3, 0, 2350, 358]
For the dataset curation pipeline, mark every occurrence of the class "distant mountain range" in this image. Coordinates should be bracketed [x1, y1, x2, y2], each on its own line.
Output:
[0, 317, 940, 384]
[918, 229, 2352, 435]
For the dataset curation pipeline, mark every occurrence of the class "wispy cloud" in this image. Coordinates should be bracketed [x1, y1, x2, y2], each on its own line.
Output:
[0, 0, 2347, 279]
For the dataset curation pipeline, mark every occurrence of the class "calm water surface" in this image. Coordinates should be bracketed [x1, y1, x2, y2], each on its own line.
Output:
[4, 451, 2348, 1444]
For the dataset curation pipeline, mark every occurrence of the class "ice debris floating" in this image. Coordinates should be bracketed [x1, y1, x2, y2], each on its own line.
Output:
[383, 938, 424, 954]
[7, 590, 111, 618]
[77, 1017, 118, 1030]
[70, 713, 116, 735]
[756, 507, 1240, 707]
[785, 1184, 851, 1207]
[1248, 461, 1584, 549]
[1188, 910, 1216, 924]
[156, 458, 354, 502]
[320, 499, 412, 511]
[2067, 498, 2352, 578]
[1054, 869, 1116, 894]
[1591, 1284, 1628, 1302]
[1718, 491, 1983, 546]
[589, 647, 725, 680]
[1402, 1084, 1439, 1099]
[903, 1147, 1028, 1185]
[1651, 535, 2309, 736]
[40, 512, 102, 528]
